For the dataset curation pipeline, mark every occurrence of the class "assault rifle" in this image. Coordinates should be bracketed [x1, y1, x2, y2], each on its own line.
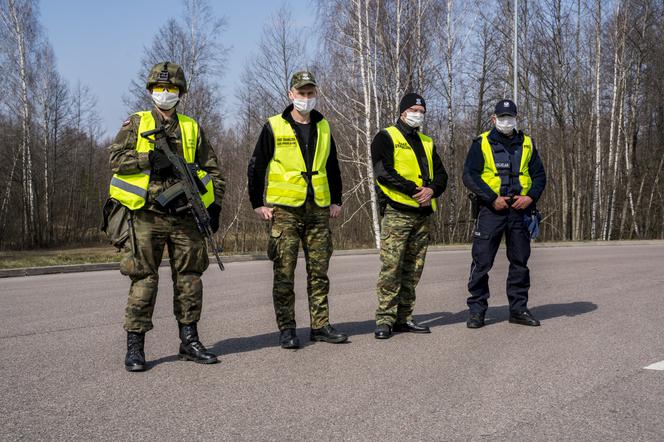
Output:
[140, 126, 225, 271]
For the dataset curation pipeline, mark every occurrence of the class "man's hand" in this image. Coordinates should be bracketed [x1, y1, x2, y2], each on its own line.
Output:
[148, 149, 172, 174]
[254, 206, 274, 221]
[492, 196, 510, 211]
[329, 204, 342, 219]
[413, 186, 434, 206]
[511, 195, 533, 210]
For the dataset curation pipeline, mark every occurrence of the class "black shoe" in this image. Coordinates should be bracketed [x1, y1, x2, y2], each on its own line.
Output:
[393, 320, 431, 333]
[466, 313, 485, 329]
[374, 324, 392, 339]
[125, 332, 146, 372]
[310, 325, 348, 343]
[177, 322, 219, 364]
[279, 328, 300, 349]
[509, 310, 541, 326]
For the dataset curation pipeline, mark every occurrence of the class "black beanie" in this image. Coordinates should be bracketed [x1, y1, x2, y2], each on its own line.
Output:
[399, 93, 426, 114]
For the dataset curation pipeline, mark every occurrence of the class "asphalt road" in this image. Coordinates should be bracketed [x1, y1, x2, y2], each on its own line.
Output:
[1, 242, 663, 441]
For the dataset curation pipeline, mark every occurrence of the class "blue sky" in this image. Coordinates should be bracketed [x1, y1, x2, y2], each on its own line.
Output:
[40, 0, 313, 137]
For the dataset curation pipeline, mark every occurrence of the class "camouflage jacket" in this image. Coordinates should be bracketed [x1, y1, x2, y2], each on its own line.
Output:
[108, 109, 225, 213]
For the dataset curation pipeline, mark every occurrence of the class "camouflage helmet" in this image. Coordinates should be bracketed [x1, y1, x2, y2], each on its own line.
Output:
[145, 61, 187, 93]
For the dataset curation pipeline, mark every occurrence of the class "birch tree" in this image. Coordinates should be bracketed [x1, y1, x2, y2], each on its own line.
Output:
[247, 3, 306, 117]
[0, 0, 38, 246]
[126, 0, 228, 129]
[590, 0, 602, 240]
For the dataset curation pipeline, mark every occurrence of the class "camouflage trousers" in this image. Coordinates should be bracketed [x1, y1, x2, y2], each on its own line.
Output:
[376, 205, 430, 326]
[268, 201, 333, 330]
[120, 209, 209, 333]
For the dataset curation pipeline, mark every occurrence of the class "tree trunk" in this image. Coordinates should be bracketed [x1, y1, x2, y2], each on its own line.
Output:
[590, 0, 602, 240]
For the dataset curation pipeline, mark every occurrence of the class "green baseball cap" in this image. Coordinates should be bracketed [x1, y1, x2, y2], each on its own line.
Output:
[290, 71, 317, 89]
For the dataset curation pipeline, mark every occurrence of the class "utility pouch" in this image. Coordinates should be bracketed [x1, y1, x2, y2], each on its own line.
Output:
[524, 208, 542, 240]
[156, 182, 188, 213]
[100, 198, 132, 249]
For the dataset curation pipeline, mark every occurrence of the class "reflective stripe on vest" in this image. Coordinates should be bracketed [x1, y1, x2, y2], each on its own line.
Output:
[479, 131, 532, 196]
[265, 114, 331, 207]
[376, 126, 437, 212]
[109, 111, 215, 210]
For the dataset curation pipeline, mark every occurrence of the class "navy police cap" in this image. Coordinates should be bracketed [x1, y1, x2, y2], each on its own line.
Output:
[495, 99, 517, 116]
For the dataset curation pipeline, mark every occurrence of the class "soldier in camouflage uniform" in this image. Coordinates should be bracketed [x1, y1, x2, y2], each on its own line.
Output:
[247, 71, 347, 348]
[107, 62, 224, 371]
[372, 93, 448, 339]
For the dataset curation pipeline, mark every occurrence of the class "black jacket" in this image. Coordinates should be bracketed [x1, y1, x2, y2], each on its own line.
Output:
[462, 128, 546, 205]
[247, 105, 342, 209]
[371, 119, 448, 215]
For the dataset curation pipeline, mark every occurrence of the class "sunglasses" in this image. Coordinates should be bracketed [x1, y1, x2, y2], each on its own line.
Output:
[152, 85, 179, 93]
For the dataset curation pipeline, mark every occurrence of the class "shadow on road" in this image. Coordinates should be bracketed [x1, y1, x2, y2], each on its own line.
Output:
[412, 301, 598, 328]
[191, 300, 597, 359]
[146, 354, 179, 370]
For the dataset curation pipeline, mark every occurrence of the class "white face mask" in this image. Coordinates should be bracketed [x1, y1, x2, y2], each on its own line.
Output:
[404, 111, 425, 128]
[292, 97, 316, 114]
[152, 90, 180, 110]
[496, 116, 517, 135]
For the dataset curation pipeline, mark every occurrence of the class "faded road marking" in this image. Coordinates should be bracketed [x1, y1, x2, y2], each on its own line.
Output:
[644, 360, 664, 370]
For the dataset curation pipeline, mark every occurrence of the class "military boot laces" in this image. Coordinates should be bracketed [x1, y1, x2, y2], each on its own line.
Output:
[125, 332, 146, 372]
[178, 322, 218, 364]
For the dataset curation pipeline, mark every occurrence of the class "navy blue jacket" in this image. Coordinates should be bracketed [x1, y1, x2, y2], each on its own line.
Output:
[462, 128, 546, 205]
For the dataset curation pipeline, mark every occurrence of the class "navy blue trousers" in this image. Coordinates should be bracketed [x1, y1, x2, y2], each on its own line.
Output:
[467, 206, 531, 314]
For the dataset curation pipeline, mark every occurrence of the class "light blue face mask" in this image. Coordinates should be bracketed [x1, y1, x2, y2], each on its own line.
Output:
[496, 116, 517, 134]
[293, 97, 316, 114]
[404, 111, 424, 128]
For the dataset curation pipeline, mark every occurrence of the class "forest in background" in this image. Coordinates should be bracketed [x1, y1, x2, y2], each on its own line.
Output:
[1, 0, 663, 252]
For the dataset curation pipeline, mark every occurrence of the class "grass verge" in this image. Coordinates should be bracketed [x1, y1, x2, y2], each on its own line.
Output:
[0, 246, 122, 269]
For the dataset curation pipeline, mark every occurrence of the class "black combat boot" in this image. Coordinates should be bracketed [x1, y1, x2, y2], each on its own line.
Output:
[374, 324, 392, 339]
[310, 324, 348, 343]
[178, 322, 219, 364]
[279, 328, 300, 349]
[125, 332, 146, 372]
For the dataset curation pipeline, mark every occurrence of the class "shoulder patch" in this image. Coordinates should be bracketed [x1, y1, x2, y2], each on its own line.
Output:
[121, 118, 131, 127]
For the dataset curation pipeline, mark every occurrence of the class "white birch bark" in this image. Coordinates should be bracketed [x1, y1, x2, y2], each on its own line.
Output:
[590, 0, 602, 240]
[3, 0, 36, 245]
[603, 5, 627, 240]
[354, 0, 380, 248]
[394, 0, 402, 114]
[0, 146, 20, 240]
[445, 0, 457, 241]
[572, 0, 582, 240]
[606, 78, 624, 240]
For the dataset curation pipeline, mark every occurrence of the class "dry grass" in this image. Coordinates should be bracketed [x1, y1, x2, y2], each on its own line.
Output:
[0, 246, 122, 269]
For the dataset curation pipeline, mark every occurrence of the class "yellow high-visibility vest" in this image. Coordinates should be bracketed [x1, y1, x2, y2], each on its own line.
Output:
[376, 126, 438, 212]
[109, 111, 214, 210]
[479, 131, 532, 196]
[265, 114, 331, 207]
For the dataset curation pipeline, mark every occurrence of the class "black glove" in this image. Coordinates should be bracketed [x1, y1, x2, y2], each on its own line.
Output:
[149, 149, 172, 175]
[207, 203, 221, 233]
